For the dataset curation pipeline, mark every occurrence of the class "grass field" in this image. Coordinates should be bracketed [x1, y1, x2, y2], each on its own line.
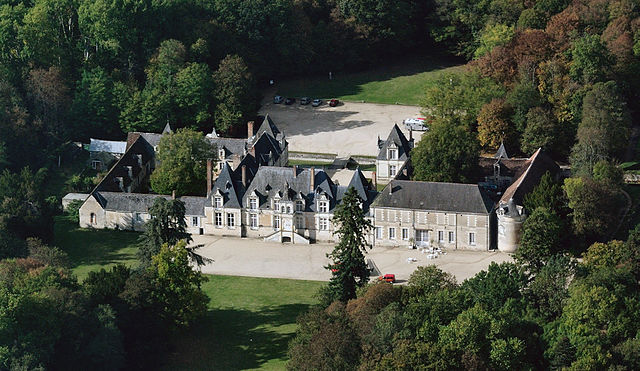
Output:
[163, 275, 324, 370]
[275, 57, 465, 106]
[53, 215, 140, 280]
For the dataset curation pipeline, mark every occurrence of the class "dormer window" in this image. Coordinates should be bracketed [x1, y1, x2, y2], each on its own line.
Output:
[318, 201, 328, 213]
[215, 196, 223, 208]
[274, 199, 280, 211]
[295, 200, 304, 212]
[218, 148, 225, 159]
[388, 148, 398, 160]
[249, 197, 258, 210]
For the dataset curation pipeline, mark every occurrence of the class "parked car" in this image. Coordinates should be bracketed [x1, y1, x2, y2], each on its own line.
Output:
[403, 117, 427, 131]
[273, 95, 284, 104]
[285, 97, 295, 105]
[329, 98, 339, 107]
[378, 274, 396, 283]
[300, 97, 311, 105]
[312, 98, 322, 107]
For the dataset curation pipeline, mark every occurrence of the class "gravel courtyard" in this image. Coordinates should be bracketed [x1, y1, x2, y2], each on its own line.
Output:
[192, 236, 513, 283]
[259, 101, 424, 157]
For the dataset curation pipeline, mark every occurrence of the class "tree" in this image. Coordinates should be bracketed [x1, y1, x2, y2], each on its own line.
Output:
[527, 254, 575, 321]
[570, 81, 630, 175]
[521, 107, 560, 156]
[213, 54, 257, 133]
[326, 187, 372, 303]
[174, 62, 214, 130]
[474, 23, 515, 58]
[149, 128, 216, 196]
[148, 240, 209, 329]
[138, 197, 191, 266]
[404, 265, 457, 302]
[570, 34, 612, 84]
[477, 98, 516, 150]
[411, 118, 480, 183]
[523, 171, 567, 218]
[460, 262, 528, 312]
[582, 240, 626, 272]
[514, 207, 563, 271]
[70, 67, 119, 140]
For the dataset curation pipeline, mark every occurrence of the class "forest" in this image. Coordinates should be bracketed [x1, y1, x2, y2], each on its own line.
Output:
[1, 0, 640, 369]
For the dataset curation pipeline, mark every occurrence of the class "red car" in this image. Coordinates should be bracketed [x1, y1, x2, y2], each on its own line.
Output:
[329, 99, 339, 107]
[378, 274, 396, 283]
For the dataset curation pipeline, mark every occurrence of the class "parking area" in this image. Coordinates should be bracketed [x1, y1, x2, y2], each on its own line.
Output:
[192, 235, 513, 283]
[259, 101, 424, 157]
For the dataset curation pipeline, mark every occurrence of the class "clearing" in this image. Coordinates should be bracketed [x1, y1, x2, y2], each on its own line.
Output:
[273, 58, 465, 106]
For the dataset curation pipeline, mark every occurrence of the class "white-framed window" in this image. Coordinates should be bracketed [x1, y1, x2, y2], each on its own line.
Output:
[191, 217, 199, 227]
[214, 196, 223, 208]
[215, 212, 222, 226]
[318, 201, 328, 213]
[273, 215, 281, 229]
[375, 227, 382, 239]
[287, 205, 292, 214]
[295, 200, 304, 212]
[91, 160, 101, 170]
[274, 199, 280, 211]
[249, 197, 258, 210]
[448, 231, 455, 243]
[389, 227, 396, 240]
[438, 230, 444, 243]
[218, 148, 225, 159]
[295, 215, 304, 229]
[388, 148, 397, 160]
[319, 217, 329, 230]
[389, 165, 397, 177]
[227, 213, 235, 227]
[250, 213, 258, 228]
[469, 232, 476, 245]
[402, 228, 409, 240]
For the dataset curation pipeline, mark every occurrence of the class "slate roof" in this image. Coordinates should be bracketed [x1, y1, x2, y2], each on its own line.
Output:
[255, 114, 281, 140]
[210, 162, 243, 208]
[494, 142, 509, 159]
[94, 136, 155, 193]
[92, 191, 206, 216]
[377, 124, 412, 161]
[208, 137, 247, 159]
[500, 148, 560, 205]
[335, 168, 377, 212]
[252, 133, 284, 165]
[242, 166, 335, 212]
[89, 139, 127, 154]
[371, 180, 494, 214]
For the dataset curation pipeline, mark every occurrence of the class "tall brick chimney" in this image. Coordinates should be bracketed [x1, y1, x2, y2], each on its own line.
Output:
[247, 121, 255, 139]
[372, 171, 377, 189]
[241, 165, 247, 187]
[310, 167, 315, 193]
[293, 165, 297, 178]
[206, 159, 212, 195]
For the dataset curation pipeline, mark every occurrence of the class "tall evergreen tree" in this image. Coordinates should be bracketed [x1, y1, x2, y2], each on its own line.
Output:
[138, 197, 191, 266]
[326, 187, 372, 302]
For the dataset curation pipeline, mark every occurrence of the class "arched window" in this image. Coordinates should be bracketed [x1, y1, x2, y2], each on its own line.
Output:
[90, 213, 96, 224]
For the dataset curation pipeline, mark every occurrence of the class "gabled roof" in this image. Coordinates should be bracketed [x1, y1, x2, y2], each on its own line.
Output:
[494, 142, 509, 159]
[94, 135, 155, 193]
[500, 148, 560, 205]
[347, 168, 372, 203]
[371, 180, 494, 215]
[208, 137, 246, 159]
[162, 123, 173, 134]
[256, 114, 281, 139]
[89, 139, 127, 154]
[91, 191, 206, 216]
[377, 124, 412, 161]
[210, 162, 243, 208]
[252, 133, 283, 165]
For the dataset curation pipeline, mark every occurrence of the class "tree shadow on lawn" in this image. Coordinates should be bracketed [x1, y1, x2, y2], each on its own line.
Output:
[165, 303, 313, 370]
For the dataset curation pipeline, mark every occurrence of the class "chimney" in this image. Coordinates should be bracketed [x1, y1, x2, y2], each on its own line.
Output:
[389, 183, 393, 195]
[372, 171, 377, 189]
[242, 165, 247, 187]
[207, 159, 212, 195]
[310, 167, 315, 192]
[293, 165, 297, 178]
[409, 129, 413, 141]
[172, 190, 176, 199]
[247, 121, 255, 139]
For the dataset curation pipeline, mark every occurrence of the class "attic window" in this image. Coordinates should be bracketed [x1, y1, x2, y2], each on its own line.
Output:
[225, 181, 232, 189]
[388, 148, 398, 160]
[219, 148, 225, 159]
[214, 196, 223, 208]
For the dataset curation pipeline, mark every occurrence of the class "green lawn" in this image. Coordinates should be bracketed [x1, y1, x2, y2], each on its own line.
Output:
[275, 58, 465, 106]
[53, 215, 140, 280]
[164, 275, 324, 371]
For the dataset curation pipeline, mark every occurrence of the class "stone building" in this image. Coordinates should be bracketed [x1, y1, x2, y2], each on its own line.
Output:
[370, 180, 495, 250]
[375, 124, 414, 184]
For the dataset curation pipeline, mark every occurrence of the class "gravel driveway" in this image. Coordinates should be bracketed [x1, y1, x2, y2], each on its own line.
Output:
[259, 101, 425, 157]
[192, 236, 513, 283]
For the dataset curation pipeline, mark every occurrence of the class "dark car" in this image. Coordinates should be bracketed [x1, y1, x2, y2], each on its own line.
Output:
[300, 97, 311, 105]
[285, 97, 295, 105]
[312, 98, 322, 107]
[329, 98, 339, 107]
[273, 95, 284, 104]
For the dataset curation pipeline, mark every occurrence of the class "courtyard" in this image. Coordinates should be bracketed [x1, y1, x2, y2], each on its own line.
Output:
[259, 101, 424, 157]
[192, 235, 513, 283]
